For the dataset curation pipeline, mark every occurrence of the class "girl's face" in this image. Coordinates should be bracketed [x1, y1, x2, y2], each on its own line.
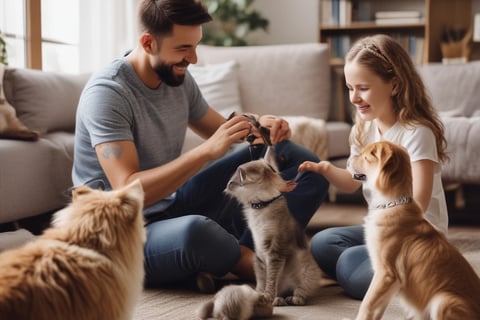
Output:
[344, 61, 396, 126]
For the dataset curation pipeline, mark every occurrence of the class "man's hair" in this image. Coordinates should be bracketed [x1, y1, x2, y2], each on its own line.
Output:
[138, 0, 212, 37]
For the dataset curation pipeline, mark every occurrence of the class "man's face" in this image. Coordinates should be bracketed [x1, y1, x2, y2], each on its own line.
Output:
[152, 24, 202, 87]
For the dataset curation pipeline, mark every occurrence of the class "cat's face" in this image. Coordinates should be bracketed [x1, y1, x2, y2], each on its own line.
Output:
[225, 159, 296, 204]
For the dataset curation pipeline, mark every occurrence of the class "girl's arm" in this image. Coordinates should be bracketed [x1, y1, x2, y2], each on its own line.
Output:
[298, 160, 362, 193]
[411, 159, 435, 212]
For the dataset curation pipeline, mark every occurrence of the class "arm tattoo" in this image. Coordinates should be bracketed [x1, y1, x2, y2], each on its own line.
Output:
[101, 144, 122, 160]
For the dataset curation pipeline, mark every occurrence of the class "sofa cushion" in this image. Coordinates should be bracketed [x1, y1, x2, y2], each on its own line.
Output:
[0, 132, 74, 223]
[3, 68, 90, 133]
[417, 61, 480, 117]
[441, 116, 480, 183]
[196, 43, 331, 120]
[188, 60, 243, 118]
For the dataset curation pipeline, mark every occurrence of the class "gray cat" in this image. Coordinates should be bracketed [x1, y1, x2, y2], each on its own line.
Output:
[196, 284, 273, 320]
[224, 153, 332, 306]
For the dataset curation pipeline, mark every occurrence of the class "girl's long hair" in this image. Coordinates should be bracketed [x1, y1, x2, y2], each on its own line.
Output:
[346, 34, 448, 163]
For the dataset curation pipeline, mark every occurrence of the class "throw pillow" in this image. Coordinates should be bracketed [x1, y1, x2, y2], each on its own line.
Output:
[3, 67, 91, 134]
[0, 64, 39, 140]
[188, 60, 243, 118]
[284, 115, 328, 161]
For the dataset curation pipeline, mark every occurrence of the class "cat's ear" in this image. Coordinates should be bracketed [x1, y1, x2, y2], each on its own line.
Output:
[264, 147, 278, 172]
[279, 181, 297, 193]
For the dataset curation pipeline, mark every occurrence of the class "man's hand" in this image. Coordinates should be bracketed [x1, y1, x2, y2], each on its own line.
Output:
[256, 115, 291, 145]
[200, 115, 251, 160]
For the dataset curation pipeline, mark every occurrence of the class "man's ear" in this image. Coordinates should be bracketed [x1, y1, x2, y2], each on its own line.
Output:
[140, 33, 156, 54]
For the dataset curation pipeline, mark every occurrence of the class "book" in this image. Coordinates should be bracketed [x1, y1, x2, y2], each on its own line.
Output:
[375, 11, 421, 19]
[375, 17, 423, 25]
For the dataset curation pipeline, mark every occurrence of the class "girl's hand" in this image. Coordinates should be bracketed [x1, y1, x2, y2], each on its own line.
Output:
[298, 160, 331, 175]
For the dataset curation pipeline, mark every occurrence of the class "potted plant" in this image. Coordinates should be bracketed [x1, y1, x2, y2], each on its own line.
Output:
[0, 31, 7, 65]
[202, 0, 269, 46]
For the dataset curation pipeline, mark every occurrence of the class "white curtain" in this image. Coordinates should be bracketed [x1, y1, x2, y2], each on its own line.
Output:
[78, 0, 139, 73]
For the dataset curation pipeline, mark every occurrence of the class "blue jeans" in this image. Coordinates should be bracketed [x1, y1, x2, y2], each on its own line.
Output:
[310, 225, 372, 300]
[144, 141, 329, 287]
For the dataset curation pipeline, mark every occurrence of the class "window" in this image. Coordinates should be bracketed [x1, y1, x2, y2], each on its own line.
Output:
[0, 0, 26, 68]
[0, 0, 137, 74]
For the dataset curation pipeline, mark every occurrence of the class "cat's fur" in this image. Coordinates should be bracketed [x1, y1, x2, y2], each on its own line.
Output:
[0, 179, 146, 320]
[196, 284, 273, 320]
[225, 154, 331, 306]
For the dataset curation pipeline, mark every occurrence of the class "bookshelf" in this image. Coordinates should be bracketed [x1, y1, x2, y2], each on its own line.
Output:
[319, 0, 474, 65]
[320, 0, 476, 123]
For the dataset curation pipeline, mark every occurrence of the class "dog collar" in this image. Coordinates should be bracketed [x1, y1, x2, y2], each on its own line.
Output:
[373, 196, 413, 210]
[250, 194, 283, 209]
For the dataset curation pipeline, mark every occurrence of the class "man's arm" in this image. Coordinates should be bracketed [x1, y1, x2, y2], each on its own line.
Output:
[96, 109, 251, 207]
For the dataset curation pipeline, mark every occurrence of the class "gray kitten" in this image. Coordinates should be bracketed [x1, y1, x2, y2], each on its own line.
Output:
[196, 284, 273, 320]
[225, 153, 332, 306]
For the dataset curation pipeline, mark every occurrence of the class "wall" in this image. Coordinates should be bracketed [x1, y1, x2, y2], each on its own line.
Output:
[247, 0, 319, 45]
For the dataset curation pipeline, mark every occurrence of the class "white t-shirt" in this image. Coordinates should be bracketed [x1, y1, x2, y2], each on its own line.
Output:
[349, 121, 448, 234]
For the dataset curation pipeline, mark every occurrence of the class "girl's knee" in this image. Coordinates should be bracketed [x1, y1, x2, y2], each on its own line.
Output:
[336, 247, 372, 300]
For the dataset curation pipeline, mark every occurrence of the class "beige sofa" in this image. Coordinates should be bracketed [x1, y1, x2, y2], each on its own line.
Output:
[0, 43, 352, 228]
[417, 61, 480, 184]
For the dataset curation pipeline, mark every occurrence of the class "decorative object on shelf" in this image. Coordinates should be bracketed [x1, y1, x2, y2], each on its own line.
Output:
[474, 13, 480, 42]
[440, 26, 472, 64]
[201, 0, 269, 46]
[0, 31, 7, 66]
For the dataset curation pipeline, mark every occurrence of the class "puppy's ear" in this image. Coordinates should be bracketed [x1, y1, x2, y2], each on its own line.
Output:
[196, 299, 215, 320]
[376, 143, 412, 196]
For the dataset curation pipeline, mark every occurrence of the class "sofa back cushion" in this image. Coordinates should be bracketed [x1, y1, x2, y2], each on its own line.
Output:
[3, 68, 91, 133]
[196, 43, 331, 120]
[417, 61, 480, 117]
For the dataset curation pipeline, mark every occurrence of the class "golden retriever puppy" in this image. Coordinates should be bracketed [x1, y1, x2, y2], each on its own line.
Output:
[196, 284, 273, 320]
[350, 141, 480, 320]
[0, 180, 146, 320]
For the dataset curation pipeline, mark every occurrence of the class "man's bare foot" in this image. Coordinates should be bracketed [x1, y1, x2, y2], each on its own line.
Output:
[231, 245, 256, 282]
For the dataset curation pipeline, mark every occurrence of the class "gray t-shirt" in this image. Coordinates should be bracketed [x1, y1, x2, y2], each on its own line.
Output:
[72, 58, 209, 215]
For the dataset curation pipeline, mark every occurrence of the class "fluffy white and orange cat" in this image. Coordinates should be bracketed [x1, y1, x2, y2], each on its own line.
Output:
[0, 180, 146, 320]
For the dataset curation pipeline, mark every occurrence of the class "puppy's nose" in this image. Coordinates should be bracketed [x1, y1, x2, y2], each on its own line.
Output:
[352, 173, 367, 181]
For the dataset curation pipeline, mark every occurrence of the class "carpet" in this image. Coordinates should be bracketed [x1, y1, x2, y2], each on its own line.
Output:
[133, 226, 480, 320]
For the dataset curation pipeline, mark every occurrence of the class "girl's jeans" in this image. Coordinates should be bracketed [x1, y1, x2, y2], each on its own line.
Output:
[143, 141, 329, 287]
[310, 225, 372, 300]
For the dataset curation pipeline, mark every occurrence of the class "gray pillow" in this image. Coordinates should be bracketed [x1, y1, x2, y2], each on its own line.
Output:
[418, 61, 480, 117]
[3, 68, 91, 133]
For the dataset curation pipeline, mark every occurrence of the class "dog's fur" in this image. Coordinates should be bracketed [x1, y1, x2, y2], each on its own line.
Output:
[0, 64, 39, 141]
[225, 153, 331, 307]
[196, 284, 273, 320]
[350, 141, 480, 320]
[0, 180, 146, 320]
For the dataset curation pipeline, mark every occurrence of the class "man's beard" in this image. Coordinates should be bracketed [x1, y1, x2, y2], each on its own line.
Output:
[153, 60, 188, 87]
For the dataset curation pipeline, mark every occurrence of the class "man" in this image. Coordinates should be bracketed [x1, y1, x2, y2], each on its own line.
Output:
[73, 0, 329, 292]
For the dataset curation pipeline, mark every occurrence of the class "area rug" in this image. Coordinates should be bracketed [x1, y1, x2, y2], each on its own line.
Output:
[133, 226, 480, 320]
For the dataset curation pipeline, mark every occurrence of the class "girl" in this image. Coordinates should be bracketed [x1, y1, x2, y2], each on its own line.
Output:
[298, 34, 449, 300]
